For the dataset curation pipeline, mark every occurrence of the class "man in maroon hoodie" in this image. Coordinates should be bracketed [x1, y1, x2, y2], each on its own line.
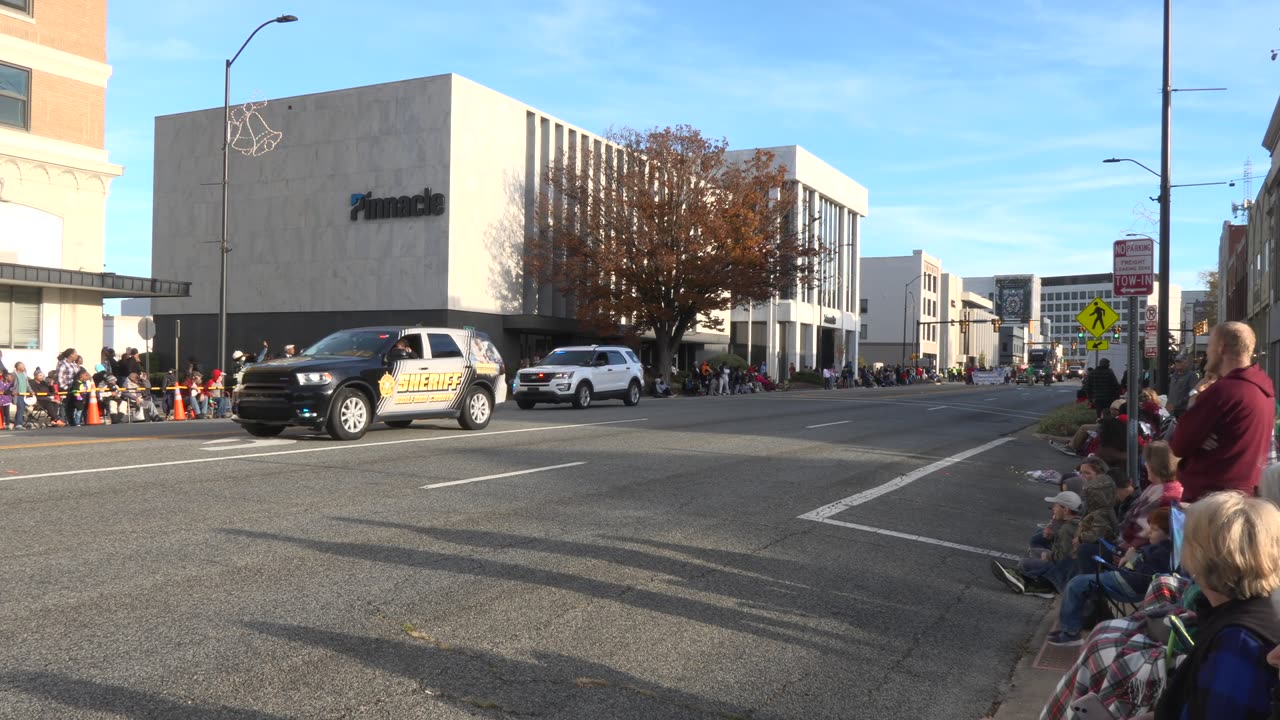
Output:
[1170, 321, 1275, 501]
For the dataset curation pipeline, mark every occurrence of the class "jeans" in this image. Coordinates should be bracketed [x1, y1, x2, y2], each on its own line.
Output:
[13, 395, 24, 426]
[215, 396, 230, 417]
[1019, 556, 1076, 592]
[193, 396, 209, 417]
[1058, 571, 1145, 634]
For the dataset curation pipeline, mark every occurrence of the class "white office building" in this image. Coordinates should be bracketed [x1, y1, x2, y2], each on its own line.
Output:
[150, 73, 866, 373]
[726, 147, 867, 374]
[859, 250, 943, 368]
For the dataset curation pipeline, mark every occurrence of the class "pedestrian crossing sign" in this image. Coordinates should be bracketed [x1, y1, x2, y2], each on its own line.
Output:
[1076, 298, 1119, 339]
[1086, 339, 1110, 351]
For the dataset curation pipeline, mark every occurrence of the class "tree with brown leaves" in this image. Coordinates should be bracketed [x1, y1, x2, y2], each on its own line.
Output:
[528, 125, 818, 382]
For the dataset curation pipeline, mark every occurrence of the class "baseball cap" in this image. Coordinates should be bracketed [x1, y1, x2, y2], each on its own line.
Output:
[232, 350, 244, 360]
[1044, 491, 1083, 512]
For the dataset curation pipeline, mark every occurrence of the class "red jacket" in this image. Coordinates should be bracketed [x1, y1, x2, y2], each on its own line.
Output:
[1170, 364, 1275, 502]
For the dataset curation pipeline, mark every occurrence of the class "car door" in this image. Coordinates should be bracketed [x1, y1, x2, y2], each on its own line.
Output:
[606, 350, 632, 392]
[377, 331, 430, 417]
[587, 350, 616, 393]
[417, 332, 468, 414]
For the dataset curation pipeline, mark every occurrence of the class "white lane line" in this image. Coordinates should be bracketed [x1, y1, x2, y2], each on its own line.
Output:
[1, 419, 646, 483]
[421, 461, 586, 490]
[798, 436, 1013, 520]
[983, 397, 998, 401]
[812, 518, 1019, 561]
[806, 420, 850, 429]
[927, 406, 947, 411]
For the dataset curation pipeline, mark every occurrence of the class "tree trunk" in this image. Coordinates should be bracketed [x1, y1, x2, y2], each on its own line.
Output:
[654, 329, 673, 384]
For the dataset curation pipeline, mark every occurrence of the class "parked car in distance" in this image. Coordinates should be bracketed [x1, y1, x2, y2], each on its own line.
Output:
[1066, 365, 1083, 379]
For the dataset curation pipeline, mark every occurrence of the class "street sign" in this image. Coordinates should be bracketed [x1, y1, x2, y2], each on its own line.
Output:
[1114, 238, 1155, 296]
[1087, 339, 1110, 351]
[1076, 297, 1119, 338]
[1145, 345, 1158, 358]
[138, 317, 156, 340]
[1145, 305, 1158, 323]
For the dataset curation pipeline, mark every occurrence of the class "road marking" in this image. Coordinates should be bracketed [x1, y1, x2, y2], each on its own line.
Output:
[805, 420, 850, 429]
[810, 518, 1019, 561]
[0, 418, 646, 484]
[201, 437, 296, 451]
[927, 406, 947, 411]
[789, 396, 1042, 420]
[983, 397, 998, 401]
[421, 461, 586, 489]
[0, 431, 231, 451]
[798, 436, 1013, 520]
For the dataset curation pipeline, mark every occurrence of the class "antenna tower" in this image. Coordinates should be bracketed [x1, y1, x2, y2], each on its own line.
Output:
[1232, 157, 1253, 222]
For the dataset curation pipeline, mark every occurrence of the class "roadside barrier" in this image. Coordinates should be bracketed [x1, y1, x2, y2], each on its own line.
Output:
[86, 388, 103, 425]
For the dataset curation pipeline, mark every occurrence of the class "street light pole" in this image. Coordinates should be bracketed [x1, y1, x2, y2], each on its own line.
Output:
[900, 273, 924, 367]
[218, 15, 298, 373]
[1156, 0, 1173, 395]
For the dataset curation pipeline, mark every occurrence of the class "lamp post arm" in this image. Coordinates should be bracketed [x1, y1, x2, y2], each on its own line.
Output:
[230, 19, 279, 68]
[1104, 157, 1161, 178]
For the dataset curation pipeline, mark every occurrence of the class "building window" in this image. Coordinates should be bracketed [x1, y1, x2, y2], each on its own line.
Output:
[0, 62, 29, 130]
[0, 0, 30, 14]
[0, 286, 40, 349]
[859, 324, 867, 340]
[859, 298, 868, 314]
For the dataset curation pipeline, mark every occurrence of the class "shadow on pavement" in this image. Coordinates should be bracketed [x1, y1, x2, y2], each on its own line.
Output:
[331, 517, 906, 623]
[0, 671, 292, 719]
[219, 527, 879, 660]
[245, 621, 753, 719]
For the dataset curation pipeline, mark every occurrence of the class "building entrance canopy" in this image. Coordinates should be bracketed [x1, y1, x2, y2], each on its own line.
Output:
[0, 263, 190, 298]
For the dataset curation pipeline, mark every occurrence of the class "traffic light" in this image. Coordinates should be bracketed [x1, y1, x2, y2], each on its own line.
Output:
[1071, 341, 1078, 351]
[1194, 320, 1209, 335]
[992, 318, 1003, 331]
[1077, 326, 1085, 339]
[959, 320, 969, 334]
[1112, 326, 1120, 341]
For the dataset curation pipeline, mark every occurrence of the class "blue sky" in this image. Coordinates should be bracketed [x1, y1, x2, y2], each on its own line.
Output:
[103, 0, 1278, 312]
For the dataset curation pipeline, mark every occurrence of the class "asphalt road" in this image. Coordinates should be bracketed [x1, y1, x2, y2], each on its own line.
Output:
[0, 380, 1081, 719]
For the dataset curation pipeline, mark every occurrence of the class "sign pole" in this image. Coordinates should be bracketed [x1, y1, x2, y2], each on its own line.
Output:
[1126, 297, 1140, 485]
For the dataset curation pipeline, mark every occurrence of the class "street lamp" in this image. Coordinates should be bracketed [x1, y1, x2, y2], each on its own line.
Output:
[901, 273, 924, 367]
[218, 14, 298, 372]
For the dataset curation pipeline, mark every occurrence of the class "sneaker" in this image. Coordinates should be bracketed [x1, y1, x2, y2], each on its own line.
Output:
[990, 560, 1025, 594]
[1047, 630, 1083, 647]
[1024, 579, 1057, 598]
[1049, 441, 1077, 456]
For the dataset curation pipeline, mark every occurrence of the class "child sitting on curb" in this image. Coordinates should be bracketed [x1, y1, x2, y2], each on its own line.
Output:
[1046, 506, 1173, 646]
[992, 491, 1083, 598]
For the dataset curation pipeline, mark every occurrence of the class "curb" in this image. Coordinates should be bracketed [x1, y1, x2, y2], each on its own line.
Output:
[983, 596, 1063, 719]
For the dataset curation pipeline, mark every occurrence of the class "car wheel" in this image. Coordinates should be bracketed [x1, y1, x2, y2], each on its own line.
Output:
[458, 386, 493, 430]
[516, 399, 535, 410]
[571, 382, 593, 409]
[623, 380, 641, 407]
[327, 387, 371, 441]
[384, 419, 413, 428]
[243, 423, 285, 438]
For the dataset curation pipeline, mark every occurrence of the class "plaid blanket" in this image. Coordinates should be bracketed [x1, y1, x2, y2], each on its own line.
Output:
[1040, 575, 1194, 720]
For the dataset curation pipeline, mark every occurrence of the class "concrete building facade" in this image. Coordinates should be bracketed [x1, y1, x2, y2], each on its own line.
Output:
[938, 273, 999, 369]
[859, 250, 942, 368]
[1040, 273, 1180, 373]
[727, 146, 867, 375]
[151, 74, 864, 375]
[0, 0, 186, 373]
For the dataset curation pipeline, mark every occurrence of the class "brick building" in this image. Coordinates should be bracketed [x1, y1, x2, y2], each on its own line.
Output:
[0, 0, 186, 373]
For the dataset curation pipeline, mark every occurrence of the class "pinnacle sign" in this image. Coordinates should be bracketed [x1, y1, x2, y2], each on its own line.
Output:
[350, 188, 446, 221]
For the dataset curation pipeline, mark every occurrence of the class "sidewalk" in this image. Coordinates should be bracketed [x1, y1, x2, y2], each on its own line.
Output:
[983, 429, 1087, 719]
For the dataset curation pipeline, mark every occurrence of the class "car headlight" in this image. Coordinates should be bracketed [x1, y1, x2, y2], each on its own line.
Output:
[295, 372, 333, 386]
[551, 371, 574, 380]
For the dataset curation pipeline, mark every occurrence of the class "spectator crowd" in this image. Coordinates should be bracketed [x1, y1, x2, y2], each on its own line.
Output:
[983, 321, 1280, 719]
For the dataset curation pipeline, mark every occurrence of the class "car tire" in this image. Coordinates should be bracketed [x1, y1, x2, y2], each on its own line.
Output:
[571, 382, 593, 409]
[623, 380, 641, 407]
[458, 386, 493, 430]
[516, 399, 535, 410]
[243, 423, 285, 438]
[384, 419, 413, 428]
[327, 387, 372, 441]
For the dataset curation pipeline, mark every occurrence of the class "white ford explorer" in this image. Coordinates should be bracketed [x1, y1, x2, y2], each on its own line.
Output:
[513, 346, 645, 409]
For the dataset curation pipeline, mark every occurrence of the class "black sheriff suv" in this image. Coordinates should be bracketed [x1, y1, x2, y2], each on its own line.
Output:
[233, 326, 507, 441]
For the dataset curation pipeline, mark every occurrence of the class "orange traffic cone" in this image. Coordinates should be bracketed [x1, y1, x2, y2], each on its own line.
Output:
[171, 382, 186, 422]
[86, 384, 102, 425]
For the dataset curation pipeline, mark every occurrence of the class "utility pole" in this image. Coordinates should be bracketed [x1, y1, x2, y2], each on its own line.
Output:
[1156, 0, 1173, 394]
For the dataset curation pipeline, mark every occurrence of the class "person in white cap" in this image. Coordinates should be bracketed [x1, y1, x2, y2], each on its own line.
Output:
[991, 491, 1082, 597]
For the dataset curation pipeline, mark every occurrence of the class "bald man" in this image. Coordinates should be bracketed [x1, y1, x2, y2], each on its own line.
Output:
[1170, 322, 1276, 501]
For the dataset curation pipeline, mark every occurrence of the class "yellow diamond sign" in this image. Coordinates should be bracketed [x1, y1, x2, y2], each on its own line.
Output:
[1076, 297, 1119, 339]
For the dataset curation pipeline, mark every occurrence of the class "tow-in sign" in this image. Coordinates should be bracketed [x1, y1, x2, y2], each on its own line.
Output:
[1113, 238, 1154, 297]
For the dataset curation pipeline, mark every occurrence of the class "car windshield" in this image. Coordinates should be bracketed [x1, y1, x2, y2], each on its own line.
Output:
[303, 330, 396, 358]
[543, 349, 596, 366]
